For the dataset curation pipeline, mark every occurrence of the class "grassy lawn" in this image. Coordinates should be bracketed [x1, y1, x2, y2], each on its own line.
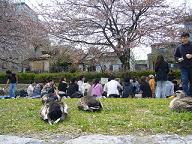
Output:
[0, 98, 192, 136]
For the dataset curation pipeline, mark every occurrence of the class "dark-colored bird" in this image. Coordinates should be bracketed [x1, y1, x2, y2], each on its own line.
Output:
[40, 101, 68, 125]
[78, 95, 103, 112]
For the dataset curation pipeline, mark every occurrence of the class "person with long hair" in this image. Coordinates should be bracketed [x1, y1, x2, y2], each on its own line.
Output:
[155, 55, 169, 98]
[58, 77, 68, 97]
[140, 76, 152, 98]
[91, 78, 103, 98]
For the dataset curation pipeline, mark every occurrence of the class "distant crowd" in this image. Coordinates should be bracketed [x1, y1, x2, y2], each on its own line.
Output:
[0, 69, 181, 99]
[23, 71, 179, 99]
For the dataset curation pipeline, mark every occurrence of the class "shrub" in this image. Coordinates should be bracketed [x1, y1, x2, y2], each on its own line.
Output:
[0, 70, 181, 84]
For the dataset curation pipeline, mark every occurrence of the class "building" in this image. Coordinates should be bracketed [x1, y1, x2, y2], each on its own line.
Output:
[0, 1, 45, 72]
[80, 51, 136, 72]
[28, 54, 51, 72]
[134, 60, 148, 71]
[148, 15, 192, 70]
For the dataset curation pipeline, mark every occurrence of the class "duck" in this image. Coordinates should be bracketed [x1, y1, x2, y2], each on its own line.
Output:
[78, 95, 103, 112]
[41, 89, 61, 104]
[169, 90, 192, 112]
[40, 101, 68, 125]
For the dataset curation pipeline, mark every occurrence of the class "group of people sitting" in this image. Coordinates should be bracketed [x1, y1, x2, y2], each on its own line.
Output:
[24, 72, 180, 99]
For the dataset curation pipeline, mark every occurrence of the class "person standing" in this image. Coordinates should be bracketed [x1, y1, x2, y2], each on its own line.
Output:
[165, 79, 174, 98]
[155, 55, 169, 98]
[174, 32, 192, 96]
[4, 70, 18, 98]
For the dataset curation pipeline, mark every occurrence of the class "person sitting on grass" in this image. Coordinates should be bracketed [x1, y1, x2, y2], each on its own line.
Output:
[31, 81, 42, 98]
[58, 77, 68, 98]
[131, 77, 140, 97]
[82, 79, 92, 96]
[140, 76, 152, 98]
[148, 75, 156, 98]
[122, 76, 133, 98]
[91, 78, 103, 98]
[103, 75, 123, 98]
[41, 79, 56, 97]
[67, 78, 82, 98]
[27, 81, 36, 97]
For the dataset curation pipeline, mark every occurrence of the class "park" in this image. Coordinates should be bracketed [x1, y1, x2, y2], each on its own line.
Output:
[0, 0, 192, 143]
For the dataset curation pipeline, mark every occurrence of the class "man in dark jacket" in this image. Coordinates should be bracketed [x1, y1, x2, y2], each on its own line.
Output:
[174, 32, 192, 96]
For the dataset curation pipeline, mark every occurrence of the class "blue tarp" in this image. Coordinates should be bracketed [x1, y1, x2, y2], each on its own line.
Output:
[0, 96, 12, 99]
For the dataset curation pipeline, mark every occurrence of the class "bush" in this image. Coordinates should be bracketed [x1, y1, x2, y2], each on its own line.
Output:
[0, 70, 181, 84]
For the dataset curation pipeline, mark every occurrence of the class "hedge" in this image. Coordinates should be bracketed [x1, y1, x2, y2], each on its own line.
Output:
[0, 70, 181, 84]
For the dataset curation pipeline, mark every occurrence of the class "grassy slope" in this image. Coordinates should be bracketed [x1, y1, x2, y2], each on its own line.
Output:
[0, 98, 191, 136]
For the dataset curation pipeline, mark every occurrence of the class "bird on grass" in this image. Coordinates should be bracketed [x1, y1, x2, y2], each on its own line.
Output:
[169, 90, 192, 112]
[78, 95, 103, 112]
[40, 101, 68, 125]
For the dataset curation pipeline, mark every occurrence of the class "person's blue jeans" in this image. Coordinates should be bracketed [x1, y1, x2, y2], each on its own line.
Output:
[181, 68, 192, 96]
[156, 81, 167, 98]
[9, 83, 16, 98]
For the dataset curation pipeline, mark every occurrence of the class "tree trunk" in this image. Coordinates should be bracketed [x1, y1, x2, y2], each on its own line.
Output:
[118, 48, 131, 71]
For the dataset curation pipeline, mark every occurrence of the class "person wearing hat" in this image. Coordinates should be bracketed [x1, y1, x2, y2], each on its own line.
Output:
[174, 32, 192, 96]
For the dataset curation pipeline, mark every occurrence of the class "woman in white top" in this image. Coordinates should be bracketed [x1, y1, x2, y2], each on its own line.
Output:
[27, 81, 36, 97]
[77, 75, 85, 95]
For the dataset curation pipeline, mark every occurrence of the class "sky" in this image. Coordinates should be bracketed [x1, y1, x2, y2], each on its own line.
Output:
[16, 0, 192, 60]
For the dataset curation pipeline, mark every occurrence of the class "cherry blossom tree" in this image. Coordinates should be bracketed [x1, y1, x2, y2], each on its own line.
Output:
[41, 0, 187, 70]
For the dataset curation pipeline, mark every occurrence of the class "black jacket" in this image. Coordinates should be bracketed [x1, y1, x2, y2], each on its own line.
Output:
[174, 42, 192, 68]
[58, 81, 68, 93]
[67, 83, 79, 97]
[155, 61, 169, 81]
[140, 82, 152, 98]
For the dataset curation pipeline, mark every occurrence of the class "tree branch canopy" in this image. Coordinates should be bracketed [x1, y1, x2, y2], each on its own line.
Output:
[41, 0, 187, 70]
[0, 0, 48, 67]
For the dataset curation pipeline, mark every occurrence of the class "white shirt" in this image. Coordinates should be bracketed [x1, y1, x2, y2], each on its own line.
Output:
[104, 80, 122, 96]
[27, 84, 34, 97]
[77, 80, 84, 94]
[82, 83, 91, 96]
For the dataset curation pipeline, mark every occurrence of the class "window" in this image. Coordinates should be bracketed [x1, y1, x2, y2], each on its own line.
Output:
[158, 47, 167, 53]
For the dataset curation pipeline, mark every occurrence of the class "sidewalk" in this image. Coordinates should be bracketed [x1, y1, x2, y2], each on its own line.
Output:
[1, 134, 192, 144]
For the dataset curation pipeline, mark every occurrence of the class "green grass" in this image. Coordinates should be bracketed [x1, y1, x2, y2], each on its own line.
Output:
[0, 98, 192, 136]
